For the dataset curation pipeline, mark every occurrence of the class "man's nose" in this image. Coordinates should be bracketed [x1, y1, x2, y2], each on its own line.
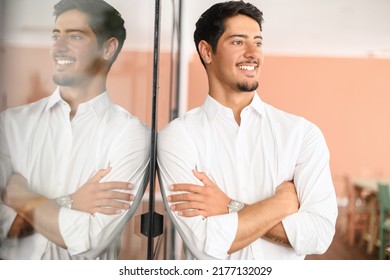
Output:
[52, 36, 68, 52]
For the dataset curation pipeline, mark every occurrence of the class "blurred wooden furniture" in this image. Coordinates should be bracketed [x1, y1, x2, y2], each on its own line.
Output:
[377, 183, 390, 259]
[349, 178, 380, 254]
[345, 177, 371, 247]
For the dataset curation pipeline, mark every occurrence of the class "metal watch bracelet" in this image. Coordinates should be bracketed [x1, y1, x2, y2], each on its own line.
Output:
[56, 194, 73, 209]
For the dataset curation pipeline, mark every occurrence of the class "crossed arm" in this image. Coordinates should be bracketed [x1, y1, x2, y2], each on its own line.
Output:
[167, 170, 299, 254]
[2, 168, 133, 248]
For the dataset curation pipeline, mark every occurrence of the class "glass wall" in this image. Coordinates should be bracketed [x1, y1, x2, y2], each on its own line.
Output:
[0, 0, 181, 260]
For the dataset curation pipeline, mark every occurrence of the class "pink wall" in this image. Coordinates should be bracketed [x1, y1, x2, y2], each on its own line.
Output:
[188, 54, 390, 196]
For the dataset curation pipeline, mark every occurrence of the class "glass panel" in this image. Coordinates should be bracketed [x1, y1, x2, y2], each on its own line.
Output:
[0, 0, 155, 260]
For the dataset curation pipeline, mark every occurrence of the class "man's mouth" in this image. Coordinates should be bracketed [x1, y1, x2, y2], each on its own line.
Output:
[57, 59, 74, 65]
[54, 57, 75, 66]
[238, 65, 256, 71]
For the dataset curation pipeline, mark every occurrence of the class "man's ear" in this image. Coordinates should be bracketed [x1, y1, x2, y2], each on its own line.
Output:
[102, 37, 119, 62]
[198, 40, 213, 65]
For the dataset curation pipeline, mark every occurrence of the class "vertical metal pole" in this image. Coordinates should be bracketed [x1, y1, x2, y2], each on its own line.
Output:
[147, 0, 161, 260]
[171, 0, 182, 121]
[0, 0, 6, 111]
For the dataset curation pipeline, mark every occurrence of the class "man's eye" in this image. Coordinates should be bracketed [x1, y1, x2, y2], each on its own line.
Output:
[71, 35, 81, 40]
[256, 42, 263, 47]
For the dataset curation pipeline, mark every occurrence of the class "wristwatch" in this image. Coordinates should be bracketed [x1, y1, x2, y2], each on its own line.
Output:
[227, 199, 244, 213]
[56, 194, 73, 209]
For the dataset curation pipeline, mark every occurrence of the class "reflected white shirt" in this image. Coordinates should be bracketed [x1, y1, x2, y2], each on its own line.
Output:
[157, 93, 338, 260]
[0, 88, 150, 259]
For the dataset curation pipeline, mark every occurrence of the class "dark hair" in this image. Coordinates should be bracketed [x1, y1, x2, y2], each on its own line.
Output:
[53, 0, 126, 65]
[194, 1, 263, 67]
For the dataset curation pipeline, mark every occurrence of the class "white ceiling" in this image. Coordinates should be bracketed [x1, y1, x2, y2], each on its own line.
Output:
[1, 0, 390, 57]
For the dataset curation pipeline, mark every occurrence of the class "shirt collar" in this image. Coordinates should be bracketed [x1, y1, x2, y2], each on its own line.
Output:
[249, 92, 266, 116]
[46, 87, 63, 110]
[203, 92, 265, 121]
[46, 87, 111, 119]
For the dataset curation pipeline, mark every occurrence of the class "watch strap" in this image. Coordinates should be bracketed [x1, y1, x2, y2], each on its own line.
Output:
[56, 195, 73, 209]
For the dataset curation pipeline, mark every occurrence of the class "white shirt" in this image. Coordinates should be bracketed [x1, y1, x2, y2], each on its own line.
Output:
[0, 88, 150, 259]
[157, 93, 338, 260]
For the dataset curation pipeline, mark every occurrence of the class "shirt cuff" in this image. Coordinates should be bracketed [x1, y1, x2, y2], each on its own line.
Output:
[0, 204, 17, 242]
[204, 212, 238, 259]
[59, 207, 91, 255]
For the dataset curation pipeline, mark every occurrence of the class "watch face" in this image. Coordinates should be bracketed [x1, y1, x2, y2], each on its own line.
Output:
[228, 200, 244, 213]
[56, 195, 73, 209]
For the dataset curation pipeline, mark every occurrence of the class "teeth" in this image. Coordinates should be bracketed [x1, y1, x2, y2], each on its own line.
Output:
[239, 65, 255, 71]
[57, 59, 74, 65]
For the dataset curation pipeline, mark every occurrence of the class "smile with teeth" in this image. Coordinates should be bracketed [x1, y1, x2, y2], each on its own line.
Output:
[238, 65, 256, 71]
[56, 58, 75, 65]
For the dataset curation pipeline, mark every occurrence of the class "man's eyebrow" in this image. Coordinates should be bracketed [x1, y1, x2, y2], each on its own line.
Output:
[52, 28, 87, 34]
[228, 34, 263, 40]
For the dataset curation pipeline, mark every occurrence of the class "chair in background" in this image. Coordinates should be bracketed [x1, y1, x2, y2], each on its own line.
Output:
[377, 183, 390, 259]
[345, 176, 370, 246]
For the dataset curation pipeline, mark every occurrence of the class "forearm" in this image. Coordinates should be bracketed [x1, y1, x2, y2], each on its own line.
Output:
[264, 223, 290, 246]
[14, 193, 66, 248]
[3, 175, 67, 248]
[228, 196, 294, 254]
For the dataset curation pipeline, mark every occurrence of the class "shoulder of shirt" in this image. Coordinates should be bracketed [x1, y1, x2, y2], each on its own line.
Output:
[262, 102, 319, 130]
[106, 103, 149, 129]
[159, 106, 204, 133]
[1, 95, 51, 121]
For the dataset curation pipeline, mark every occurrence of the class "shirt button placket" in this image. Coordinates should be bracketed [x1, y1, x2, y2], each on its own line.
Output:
[236, 127, 247, 193]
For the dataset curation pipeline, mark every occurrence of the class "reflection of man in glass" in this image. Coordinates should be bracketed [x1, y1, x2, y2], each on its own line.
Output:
[0, 0, 150, 259]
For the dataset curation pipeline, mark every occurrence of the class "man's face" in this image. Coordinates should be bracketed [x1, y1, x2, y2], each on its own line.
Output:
[209, 14, 264, 93]
[51, 9, 105, 87]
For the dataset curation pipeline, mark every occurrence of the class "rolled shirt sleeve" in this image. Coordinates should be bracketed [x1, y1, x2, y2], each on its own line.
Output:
[283, 123, 338, 255]
[0, 113, 17, 243]
[204, 213, 238, 259]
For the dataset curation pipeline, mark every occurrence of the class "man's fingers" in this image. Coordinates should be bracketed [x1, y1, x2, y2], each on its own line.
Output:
[99, 182, 133, 191]
[175, 209, 206, 218]
[168, 192, 202, 203]
[93, 207, 124, 215]
[170, 201, 203, 212]
[93, 191, 134, 202]
[170, 183, 203, 193]
[94, 198, 131, 210]
[90, 167, 112, 183]
[192, 169, 214, 186]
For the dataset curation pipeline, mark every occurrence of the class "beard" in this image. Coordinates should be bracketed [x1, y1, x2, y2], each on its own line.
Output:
[52, 57, 106, 87]
[237, 81, 259, 92]
[53, 74, 79, 86]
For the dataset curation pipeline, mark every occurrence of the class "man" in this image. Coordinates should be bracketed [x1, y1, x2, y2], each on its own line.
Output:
[157, 1, 337, 260]
[0, 0, 150, 259]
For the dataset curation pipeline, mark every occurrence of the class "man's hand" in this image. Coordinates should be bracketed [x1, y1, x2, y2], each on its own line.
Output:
[167, 170, 230, 218]
[71, 167, 134, 215]
[7, 214, 34, 239]
[274, 181, 299, 214]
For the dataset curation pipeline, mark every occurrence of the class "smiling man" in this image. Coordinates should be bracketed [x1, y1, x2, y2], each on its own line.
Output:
[0, 0, 150, 259]
[157, 1, 338, 260]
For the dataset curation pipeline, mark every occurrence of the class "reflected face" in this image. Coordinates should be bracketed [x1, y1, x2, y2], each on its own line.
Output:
[209, 14, 264, 93]
[51, 9, 105, 87]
